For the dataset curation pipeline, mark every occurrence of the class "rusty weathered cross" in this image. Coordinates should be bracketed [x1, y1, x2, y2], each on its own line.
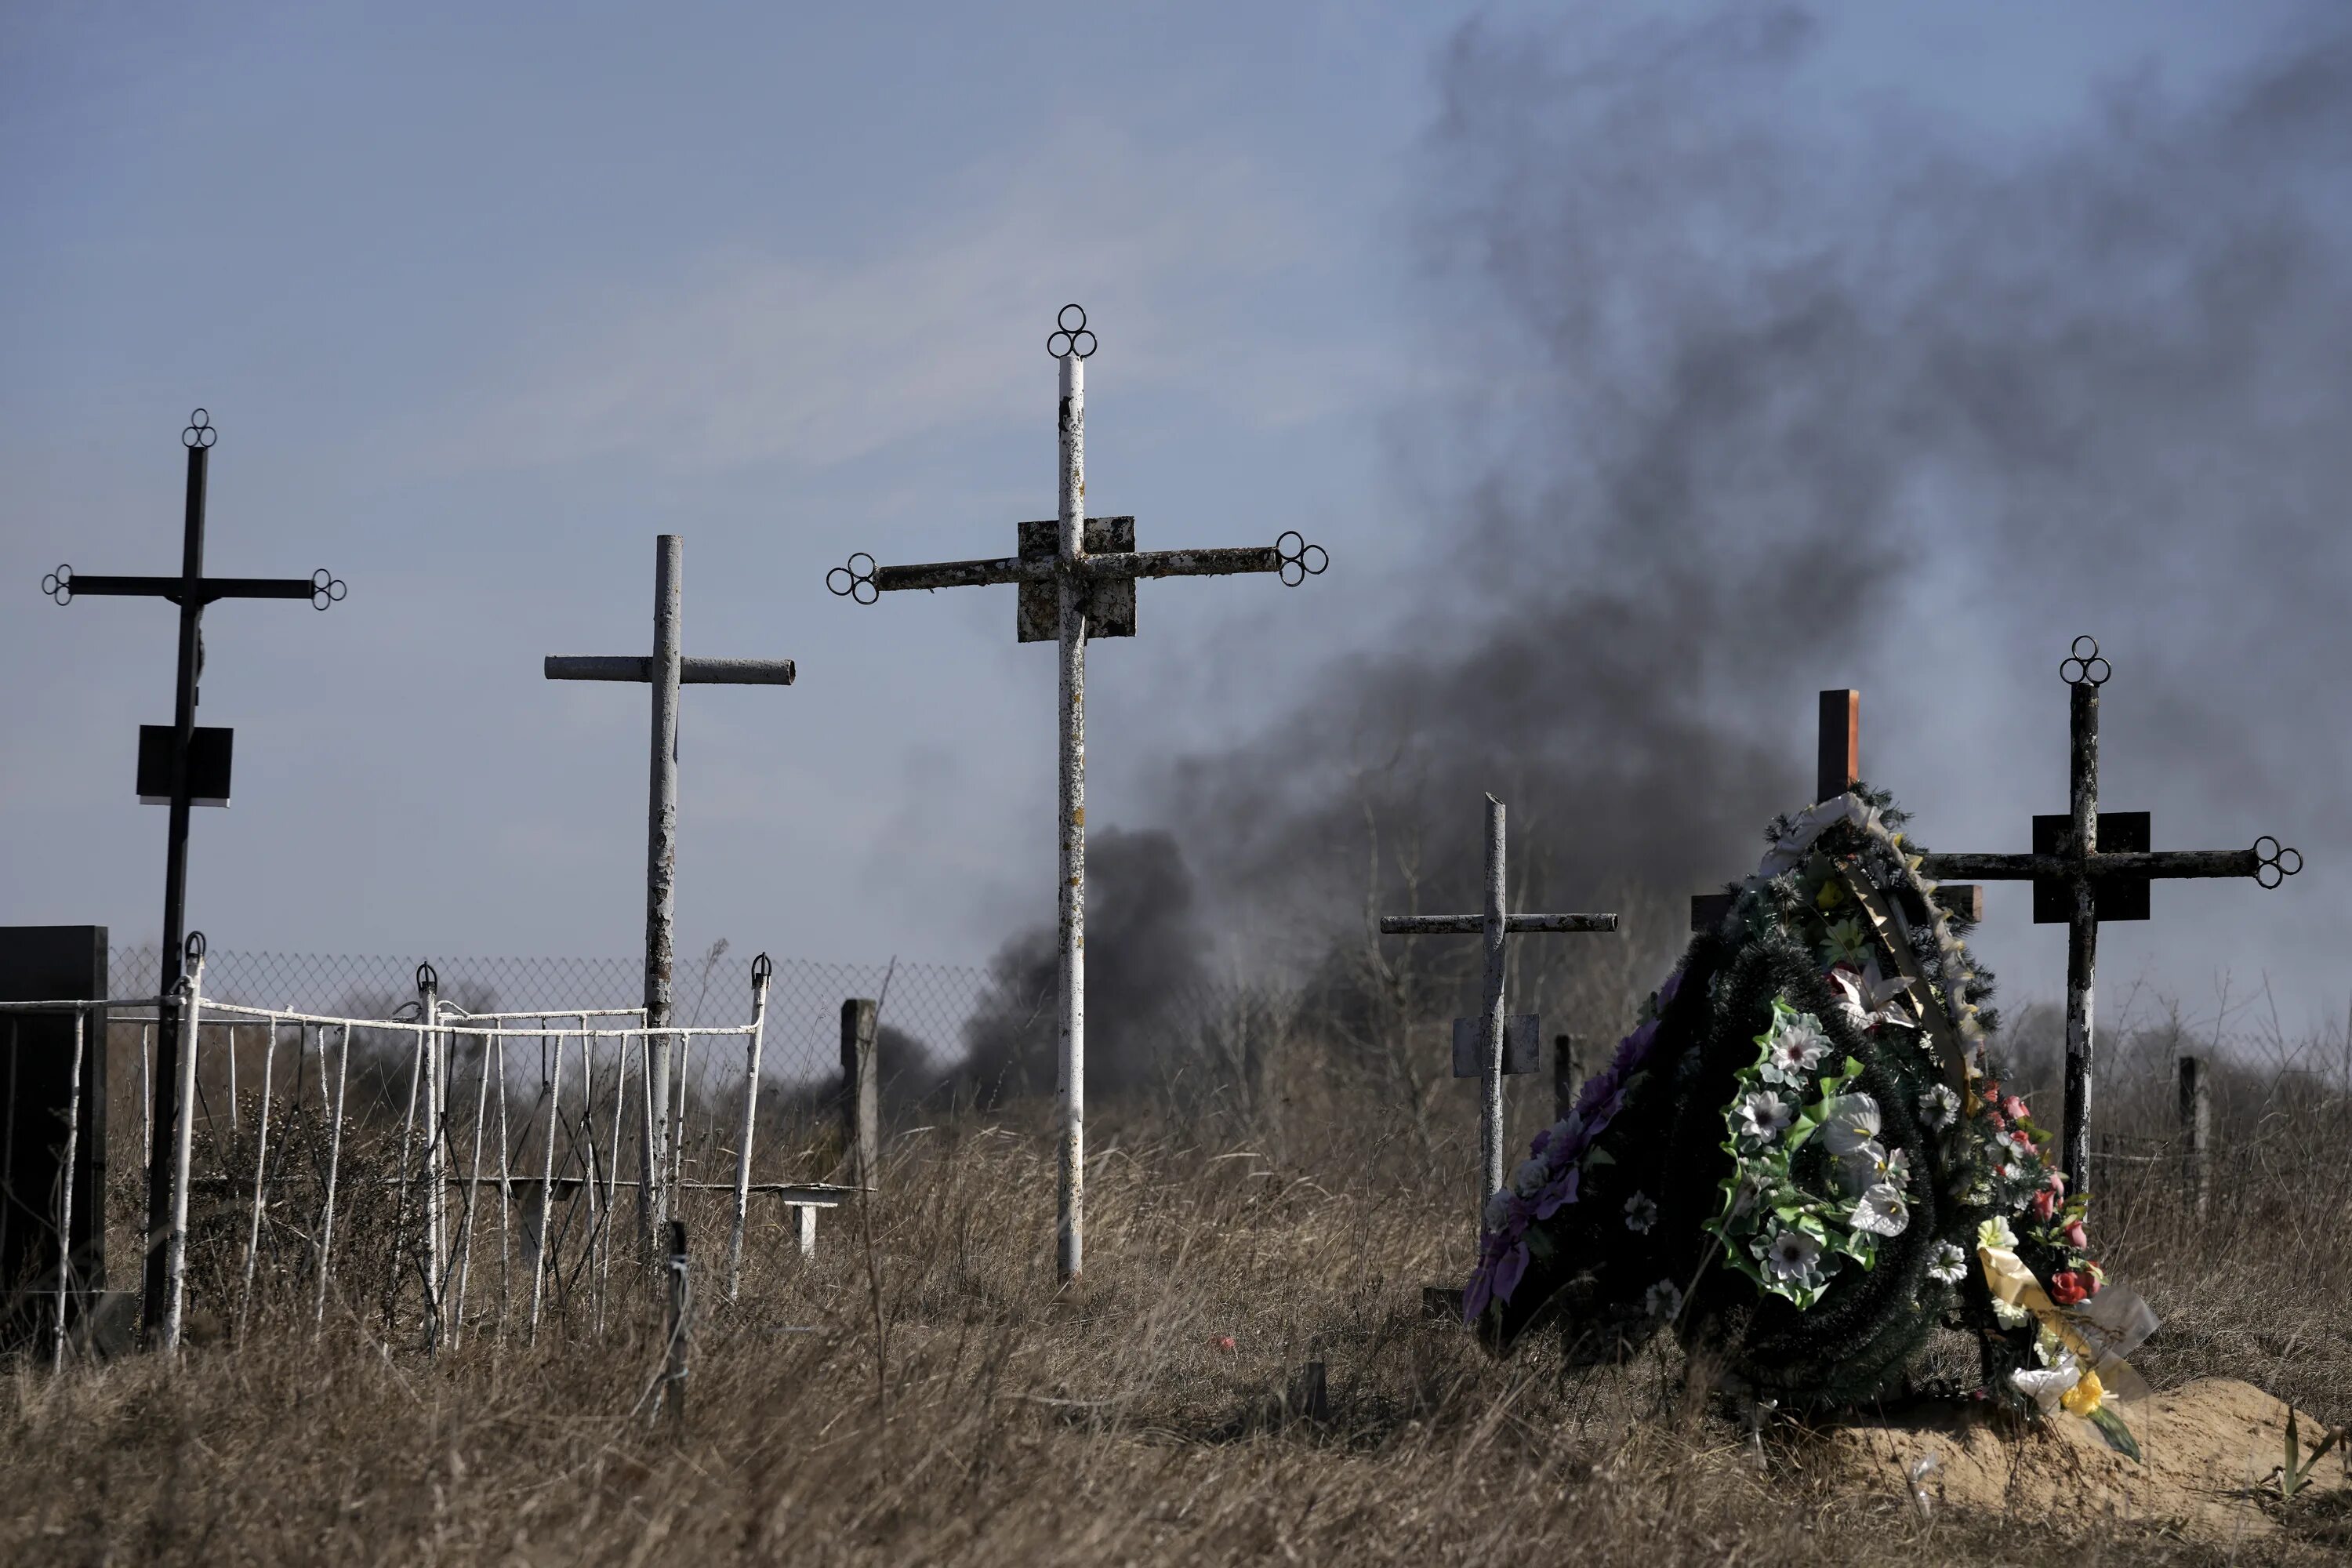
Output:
[1915, 637, 2301, 1192]
[1381, 796, 1619, 1224]
[828, 306, 1328, 1283]
[546, 534, 796, 1250]
[38, 409, 347, 1338]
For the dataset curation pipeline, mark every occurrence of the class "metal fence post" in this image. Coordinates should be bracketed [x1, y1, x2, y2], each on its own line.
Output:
[839, 998, 878, 1190]
[2177, 1054, 2210, 1217]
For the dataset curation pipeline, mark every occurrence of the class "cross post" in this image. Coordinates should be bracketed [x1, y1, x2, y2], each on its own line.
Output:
[1378, 795, 1619, 1221]
[38, 410, 347, 1341]
[828, 306, 1328, 1283]
[546, 534, 796, 1257]
[1915, 637, 2303, 1192]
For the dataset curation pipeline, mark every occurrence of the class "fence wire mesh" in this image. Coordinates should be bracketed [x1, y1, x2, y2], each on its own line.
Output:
[107, 947, 992, 1089]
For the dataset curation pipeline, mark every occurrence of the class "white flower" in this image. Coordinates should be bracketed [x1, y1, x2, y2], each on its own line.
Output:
[1482, 1190, 1513, 1232]
[2009, 1352, 2081, 1412]
[1759, 1226, 1825, 1285]
[1849, 1182, 1911, 1237]
[1885, 1148, 1912, 1190]
[1991, 1296, 2033, 1330]
[1644, 1279, 1684, 1320]
[1835, 1138, 1891, 1195]
[1820, 917, 1873, 968]
[1623, 1191, 1658, 1234]
[1819, 1094, 1882, 1159]
[1765, 1015, 1831, 1082]
[1927, 1242, 1968, 1284]
[1977, 1216, 2016, 1250]
[1511, 1157, 1549, 1199]
[1733, 1091, 1795, 1144]
[1918, 1083, 1960, 1131]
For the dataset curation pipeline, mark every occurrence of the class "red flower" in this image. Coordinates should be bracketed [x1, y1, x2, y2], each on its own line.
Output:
[2049, 1271, 2090, 1307]
[2031, 1190, 2058, 1221]
[2063, 1220, 2088, 1251]
[1213, 1335, 1236, 1352]
[2002, 1095, 2030, 1123]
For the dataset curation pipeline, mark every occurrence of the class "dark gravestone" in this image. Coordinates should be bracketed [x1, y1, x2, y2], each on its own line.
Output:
[1, 926, 108, 1341]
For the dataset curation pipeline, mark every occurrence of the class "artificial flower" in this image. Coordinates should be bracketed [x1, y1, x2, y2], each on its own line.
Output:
[2031, 1189, 2058, 1221]
[1835, 1138, 1891, 1194]
[1978, 1216, 2017, 1250]
[1815, 880, 1846, 911]
[1534, 1112, 1584, 1162]
[1820, 916, 1872, 968]
[1849, 1182, 1911, 1237]
[1764, 1015, 1831, 1083]
[1644, 1279, 1684, 1321]
[1511, 1158, 1549, 1200]
[1493, 1239, 1530, 1302]
[2001, 1095, 2030, 1124]
[1820, 1094, 1883, 1157]
[2050, 1270, 2091, 1307]
[2009, 1352, 2082, 1412]
[1733, 1090, 1795, 1144]
[1927, 1242, 1969, 1284]
[1482, 1190, 1513, 1233]
[1828, 967, 1918, 1033]
[1624, 1191, 1658, 1234]
[2063, 1219, 2089, 1251]
[1533, 1165, 1581, 1220]
[2060, 1368, 2105, 1417]
[1759, 1225, 1826, 1286]
[1991, 1296, 2034, 1330]
[1918, 1083, 1960, 1131]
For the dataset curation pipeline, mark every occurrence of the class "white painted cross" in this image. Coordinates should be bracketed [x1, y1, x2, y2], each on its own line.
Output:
[829, 306, 1328, 1283]
[1380, 795, 1618, 1222]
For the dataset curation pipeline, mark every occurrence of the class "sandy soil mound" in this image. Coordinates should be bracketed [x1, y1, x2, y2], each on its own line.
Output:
[1813, 1377, 2349, 1545]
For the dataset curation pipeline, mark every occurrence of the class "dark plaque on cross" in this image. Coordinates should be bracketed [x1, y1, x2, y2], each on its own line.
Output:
[546, 533, 795, 1253]
[38, 410, 346, 1338]
[826, 306, 1328, 1283]
[1915, 637, 2302, 1192]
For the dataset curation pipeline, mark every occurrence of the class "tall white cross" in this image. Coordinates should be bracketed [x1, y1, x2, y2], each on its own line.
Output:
[829, 306, 1328, 1282]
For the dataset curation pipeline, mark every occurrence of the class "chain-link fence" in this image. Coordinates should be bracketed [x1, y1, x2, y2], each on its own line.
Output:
[107, 947, 991, 1088]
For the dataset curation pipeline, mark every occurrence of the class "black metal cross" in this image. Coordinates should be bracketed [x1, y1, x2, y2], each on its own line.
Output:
[826, 306, 1327, 1283]
[1915, 637, 2302, 1193]
[38, 409, 346, 1338]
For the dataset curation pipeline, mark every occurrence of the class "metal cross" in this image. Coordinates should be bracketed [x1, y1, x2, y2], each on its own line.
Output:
[38, 409, 346, 1338]
[1915, 637, 2302, 1192]
[546, 534, 796, 1250]
[1378, 796, 1618, 1222]
[828, 305, 1328, 1283]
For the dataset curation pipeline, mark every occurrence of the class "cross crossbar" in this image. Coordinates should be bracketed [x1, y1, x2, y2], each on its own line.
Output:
[1380, 913, 1619, 935]
[544, 655, 797, 685]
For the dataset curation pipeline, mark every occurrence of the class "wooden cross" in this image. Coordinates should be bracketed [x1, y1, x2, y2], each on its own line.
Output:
[1379, 795, 1618, 1221]
[827, 306, 1328, 1283]
[1914, 637, 2301, 1192]
[38, 409, 347, 1338]
[1690, 691, 1984, 931]
[546, 534, 795, 1248]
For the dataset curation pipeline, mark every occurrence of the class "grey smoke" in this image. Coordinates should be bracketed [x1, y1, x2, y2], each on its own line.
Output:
[957, 828, 1209, 1103]
[1149, 6, 2352, 1018]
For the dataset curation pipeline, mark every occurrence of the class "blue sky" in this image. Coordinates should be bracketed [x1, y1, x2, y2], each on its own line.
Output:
[5, 2, 2343, 1039]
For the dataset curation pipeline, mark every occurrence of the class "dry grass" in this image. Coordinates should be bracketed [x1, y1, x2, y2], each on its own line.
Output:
[5, 1012, 2349, 1566]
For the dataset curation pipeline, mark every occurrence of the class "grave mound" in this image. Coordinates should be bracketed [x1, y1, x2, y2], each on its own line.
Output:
[1811, 1377, 2350, 1546]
